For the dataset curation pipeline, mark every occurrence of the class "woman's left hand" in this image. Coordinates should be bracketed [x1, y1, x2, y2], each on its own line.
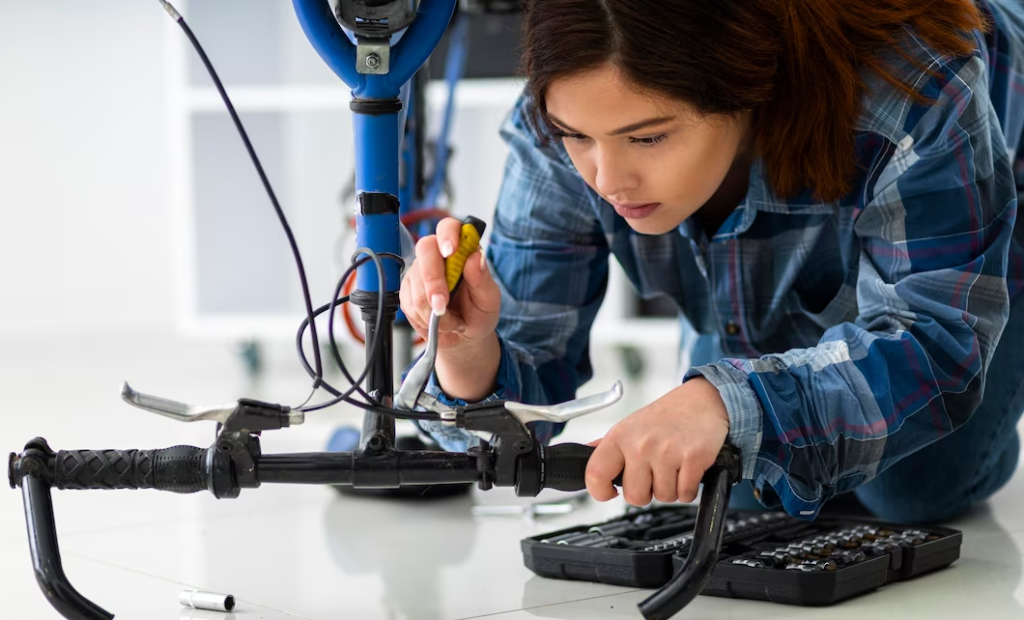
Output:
[585, 377, 730, 506]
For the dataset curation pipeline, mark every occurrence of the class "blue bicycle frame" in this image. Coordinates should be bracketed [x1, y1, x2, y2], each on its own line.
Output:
[292, 0, 458, 447]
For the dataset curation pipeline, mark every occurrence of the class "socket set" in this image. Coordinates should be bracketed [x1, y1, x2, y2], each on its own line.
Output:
[521, 506, 962, 605]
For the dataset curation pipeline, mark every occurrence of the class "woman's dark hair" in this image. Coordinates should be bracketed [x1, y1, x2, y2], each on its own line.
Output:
[520, 0, 987, 201]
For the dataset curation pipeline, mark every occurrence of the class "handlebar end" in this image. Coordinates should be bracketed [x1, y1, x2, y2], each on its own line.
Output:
[8, 451, 16, 490]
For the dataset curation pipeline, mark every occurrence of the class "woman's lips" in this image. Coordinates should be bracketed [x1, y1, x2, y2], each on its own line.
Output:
[611, 202, 661, 219]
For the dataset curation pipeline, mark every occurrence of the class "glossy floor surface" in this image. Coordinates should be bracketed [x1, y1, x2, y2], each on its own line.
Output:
[2, 332, 1023, 619]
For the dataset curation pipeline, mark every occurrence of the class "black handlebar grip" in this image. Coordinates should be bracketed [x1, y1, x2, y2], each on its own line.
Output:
[542, 443, 623, 492]
[51, 446, 208, 493]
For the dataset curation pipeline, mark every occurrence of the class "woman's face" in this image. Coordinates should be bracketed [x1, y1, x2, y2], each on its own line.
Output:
[545, 63, 752, 235]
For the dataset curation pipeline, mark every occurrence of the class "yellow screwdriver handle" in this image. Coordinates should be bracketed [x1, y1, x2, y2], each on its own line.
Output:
[445, 216, 487, 295]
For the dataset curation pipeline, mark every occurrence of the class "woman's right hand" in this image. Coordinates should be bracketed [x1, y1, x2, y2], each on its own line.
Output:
[399, 217, 502, 353]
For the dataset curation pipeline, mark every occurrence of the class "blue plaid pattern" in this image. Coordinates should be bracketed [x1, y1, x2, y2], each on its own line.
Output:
[419, 0, 1024, 519]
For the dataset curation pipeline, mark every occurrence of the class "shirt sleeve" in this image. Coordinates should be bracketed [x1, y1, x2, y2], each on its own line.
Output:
[686, 54, 1018, 519]
[412, 95, 612, 451]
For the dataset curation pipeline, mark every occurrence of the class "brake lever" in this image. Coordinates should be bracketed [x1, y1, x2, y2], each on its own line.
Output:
[120, 382, 236, 424]
[412, 381, 625, 493]
[120, 382, 305, 434]
[411, 381, 624, 426]
[394, 309, 440, 411]
[503, 381, 624, 425]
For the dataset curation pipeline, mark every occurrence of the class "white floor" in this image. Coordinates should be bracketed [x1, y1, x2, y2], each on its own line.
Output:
[2, 331, 1023, 619]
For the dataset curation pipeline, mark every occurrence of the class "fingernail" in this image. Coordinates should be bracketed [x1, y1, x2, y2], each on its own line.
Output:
[479, 252, 487, 270]
[430, 294, 447, 316]
[440, 241, 454, 258]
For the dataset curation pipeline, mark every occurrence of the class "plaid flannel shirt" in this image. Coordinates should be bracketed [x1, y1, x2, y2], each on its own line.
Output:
[418, 0, 1024, 519]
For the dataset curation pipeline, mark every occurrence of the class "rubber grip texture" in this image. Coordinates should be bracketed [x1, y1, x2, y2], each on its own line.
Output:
[52, 446, 207, 493]
[445, 219, 484, 292]
[543, 443, 623, 492]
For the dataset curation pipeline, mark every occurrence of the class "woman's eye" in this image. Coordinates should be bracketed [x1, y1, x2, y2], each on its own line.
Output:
[630, 134, 668, 146]
[554, 129, 588, 142]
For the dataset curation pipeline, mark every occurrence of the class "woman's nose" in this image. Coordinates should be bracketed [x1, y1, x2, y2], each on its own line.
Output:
[593, 148, 640, 199]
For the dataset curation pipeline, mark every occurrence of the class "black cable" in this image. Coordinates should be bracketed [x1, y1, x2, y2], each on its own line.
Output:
[298, 258, 372, 403]
[292, 251, 384, 405]
[296, 251, 405, 412]
[293, 385, 319, 411]
[162, 1, 431, 422]
[308, 248, 395, 411]
[295, 299, 348, 397]
[290, 251, 414, 411]
[291, 254, 380, 401]
[326, 248, 387, 405]
[161, 1, 325, 386]
[293, 297, 436, 421]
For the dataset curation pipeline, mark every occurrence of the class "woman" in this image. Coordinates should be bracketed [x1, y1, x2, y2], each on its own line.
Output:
[400, 0, 1024, 523]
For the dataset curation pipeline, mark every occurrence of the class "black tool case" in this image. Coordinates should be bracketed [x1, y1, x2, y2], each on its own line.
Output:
[521, 506, 962, 606]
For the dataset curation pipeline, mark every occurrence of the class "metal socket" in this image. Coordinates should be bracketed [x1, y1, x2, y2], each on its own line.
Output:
[731, 559, 766, 568]
[179, 590, 235, 612]
[555, 532, 604, 546]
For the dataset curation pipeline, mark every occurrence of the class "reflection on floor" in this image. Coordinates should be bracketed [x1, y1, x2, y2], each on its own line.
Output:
[2, 332, 1022, 619]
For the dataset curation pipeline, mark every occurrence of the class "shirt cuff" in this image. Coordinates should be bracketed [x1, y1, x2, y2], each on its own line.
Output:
[421, 333, 521, 406]
[684, 361, 764, 481]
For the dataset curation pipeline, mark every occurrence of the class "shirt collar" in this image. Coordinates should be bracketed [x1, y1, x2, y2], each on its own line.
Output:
[677, 157, 836, 242]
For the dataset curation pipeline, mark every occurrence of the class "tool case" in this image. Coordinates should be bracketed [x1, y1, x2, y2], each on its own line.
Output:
[521, 505, 962, 606]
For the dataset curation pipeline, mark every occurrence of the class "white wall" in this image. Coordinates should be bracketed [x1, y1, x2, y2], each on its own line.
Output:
[0, 2, 519, 341]
[0, 2, 680, 425]
[0, 1, 174, 336]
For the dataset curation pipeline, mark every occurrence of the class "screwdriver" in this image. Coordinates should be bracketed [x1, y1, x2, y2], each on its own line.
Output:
[395, 215, 487, 411]
[445, 216, 486, 297]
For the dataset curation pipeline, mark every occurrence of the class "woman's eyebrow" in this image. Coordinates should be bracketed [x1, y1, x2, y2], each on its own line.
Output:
[548, 113, 676, 136]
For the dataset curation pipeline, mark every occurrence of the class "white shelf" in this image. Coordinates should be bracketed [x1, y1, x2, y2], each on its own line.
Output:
[167, 2, 682, 366]
[177, 314, 314, 340]
[425, 78, 525, 109]
[185, 79, 524, 112]
[186, 85, 350, 112]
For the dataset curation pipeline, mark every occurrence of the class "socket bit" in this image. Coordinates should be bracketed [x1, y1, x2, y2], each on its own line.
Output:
[576, 535, 626, 548]
[800, 543, 830, 556]
[632, 513, 656, 527]
[540, 530, 588, 544]
[863, 541, 897, 556]
[732, 559, 767, 568]
[835, 550, 867, 565]
[883, 536, 914, 548]
[642, 533, 693, 552]
[758, 551, 794, 567]
[588, 521, 635, 536]
[826, 536, 860, 549]
[644, 518, 698, 541]
[809, 559, 838, 571]
[556, 532, 605, 546]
